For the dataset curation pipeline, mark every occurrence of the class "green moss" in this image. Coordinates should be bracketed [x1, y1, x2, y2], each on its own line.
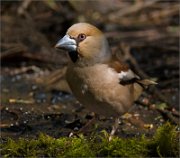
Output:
[1, 134, 95, 157]
[148, 122, 178, 157]
[1, 122, 179, 157]
[95, 133, 148, 157]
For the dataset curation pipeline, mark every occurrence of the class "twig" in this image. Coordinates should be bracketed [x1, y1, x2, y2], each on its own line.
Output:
[109, 0, 160, 19]
[0, 44, 27, 59]
[136, 100, 179, 125]
[171, 110, 180, 118]
[107, 3, 179, 26]
[157, 108, 179, 125]
[43, 67, 67, 85]
[8, 66, 41, 76]
[159, 79, 179, 88]
[18, 0, 32, 15]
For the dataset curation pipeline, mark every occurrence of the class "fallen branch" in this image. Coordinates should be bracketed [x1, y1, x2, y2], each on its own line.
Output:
[136, 99, 179, 125]
[0, 44, 27, 59]
[109, 0, 160, 18]
[18, 0, 32, 15]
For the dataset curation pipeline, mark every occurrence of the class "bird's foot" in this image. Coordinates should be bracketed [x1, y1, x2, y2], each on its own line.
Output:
[109, 117, 120, 141]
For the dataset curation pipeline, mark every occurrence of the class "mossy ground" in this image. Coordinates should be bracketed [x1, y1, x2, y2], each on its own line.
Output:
[1, 122, 179, 157]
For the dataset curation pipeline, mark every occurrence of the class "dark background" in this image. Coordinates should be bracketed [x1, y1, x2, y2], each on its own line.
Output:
[1, 0, 179, 140]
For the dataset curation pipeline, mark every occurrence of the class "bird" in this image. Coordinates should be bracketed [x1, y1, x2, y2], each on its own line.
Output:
[55, 22, 156, 140]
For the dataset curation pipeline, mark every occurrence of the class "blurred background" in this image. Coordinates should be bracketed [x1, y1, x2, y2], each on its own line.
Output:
[1, 0, 179, 139]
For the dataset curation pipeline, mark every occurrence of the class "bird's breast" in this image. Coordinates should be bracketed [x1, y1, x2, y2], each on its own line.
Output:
[66, 64, 134, 117]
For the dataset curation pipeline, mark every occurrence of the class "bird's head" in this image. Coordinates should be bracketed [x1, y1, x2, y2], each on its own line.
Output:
[55, 23, 111, 65]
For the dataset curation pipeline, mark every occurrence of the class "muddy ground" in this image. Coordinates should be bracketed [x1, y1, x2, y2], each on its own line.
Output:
[1, 1, 179, 140]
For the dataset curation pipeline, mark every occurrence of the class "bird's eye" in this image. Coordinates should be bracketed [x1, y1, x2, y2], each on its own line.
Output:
[78, 33, 86, 41]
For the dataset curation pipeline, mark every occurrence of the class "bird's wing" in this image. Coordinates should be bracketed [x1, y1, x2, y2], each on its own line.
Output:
[108, 59, 139, 81]
[108, 59, 157, 86]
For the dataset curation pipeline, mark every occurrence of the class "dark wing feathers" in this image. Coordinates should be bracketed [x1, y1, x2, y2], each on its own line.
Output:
[108, 59, 157, 86]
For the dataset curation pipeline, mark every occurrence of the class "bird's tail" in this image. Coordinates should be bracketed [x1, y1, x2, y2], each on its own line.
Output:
[133, 79, 157, 101]
[136, 79, 158, 86]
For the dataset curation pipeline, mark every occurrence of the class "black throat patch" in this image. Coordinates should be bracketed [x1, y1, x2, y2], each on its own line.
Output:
[68, 51, 78, 63]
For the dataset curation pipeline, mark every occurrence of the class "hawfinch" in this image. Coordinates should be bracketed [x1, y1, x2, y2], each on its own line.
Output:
[55, 23, 156, 139]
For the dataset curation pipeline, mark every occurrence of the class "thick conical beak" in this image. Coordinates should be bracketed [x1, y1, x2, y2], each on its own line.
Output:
[55, 35, 77, 52]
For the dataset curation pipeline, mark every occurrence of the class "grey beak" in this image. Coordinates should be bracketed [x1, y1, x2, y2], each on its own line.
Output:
[55, 35, 77, 52]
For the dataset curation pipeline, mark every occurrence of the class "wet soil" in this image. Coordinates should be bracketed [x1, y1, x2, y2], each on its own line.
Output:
[1, 49, 178, 140]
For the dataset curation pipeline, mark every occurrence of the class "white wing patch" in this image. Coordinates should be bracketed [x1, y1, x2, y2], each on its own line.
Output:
[118, 69, 140, 81]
